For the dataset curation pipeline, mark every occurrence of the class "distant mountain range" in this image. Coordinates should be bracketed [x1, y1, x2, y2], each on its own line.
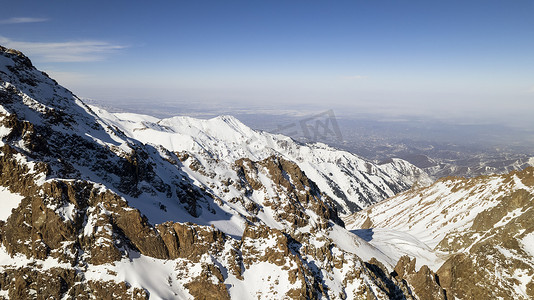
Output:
[87, 98, 534, 181]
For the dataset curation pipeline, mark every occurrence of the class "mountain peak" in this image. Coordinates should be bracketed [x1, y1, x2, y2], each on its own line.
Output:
[213, 114, 240, 123]
[1, 46, 449, 299]
[0, 45, 33, 68]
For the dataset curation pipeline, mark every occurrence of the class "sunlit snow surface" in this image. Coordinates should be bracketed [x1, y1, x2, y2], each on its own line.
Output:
[350, 228, 446, 270]
[91, 106, 431, 218]
[345, 172, 534, 271]
[521, 233, 534, 258]
[0, 186, 24, 221]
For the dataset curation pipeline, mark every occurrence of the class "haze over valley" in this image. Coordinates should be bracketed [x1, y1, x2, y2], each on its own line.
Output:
[85, 97, 534, 180]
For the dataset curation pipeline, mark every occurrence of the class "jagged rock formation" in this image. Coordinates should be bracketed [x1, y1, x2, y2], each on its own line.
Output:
[393, 256, 447, 300]
[92, 106, 432, 215]
[346, 166, 534, 299]
[0, 46, 444, 298]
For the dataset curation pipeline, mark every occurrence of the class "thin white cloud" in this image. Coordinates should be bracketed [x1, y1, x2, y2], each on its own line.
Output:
[0, 36, 125, 62]
[0, 17, 49, 24]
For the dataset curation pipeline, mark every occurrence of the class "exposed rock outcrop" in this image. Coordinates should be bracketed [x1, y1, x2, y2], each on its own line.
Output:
[0, 45, 449, 299]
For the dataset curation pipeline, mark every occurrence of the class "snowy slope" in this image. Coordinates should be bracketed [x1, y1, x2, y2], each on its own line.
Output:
[93, 109, 432, 215]
[345, 167, 534, 299]
[344, 173, 528, 248]
[343, 174, 517, 272]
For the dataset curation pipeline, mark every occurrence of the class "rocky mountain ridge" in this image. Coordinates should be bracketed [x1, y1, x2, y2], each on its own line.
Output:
[91, 107, 432, 216]
[345, 166, 534, 299]
[0, 46, 445, 299]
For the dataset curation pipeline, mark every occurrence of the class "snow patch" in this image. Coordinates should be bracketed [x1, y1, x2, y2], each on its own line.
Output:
[520, 232, 534, 257]
[494, 208, 523, 228]
[228, 261, 298, 299]
[0, 105, 10, 115]
[328, 224, 395, 271]
[351, 228, 447, 271]
[85, 252, 190, 300]
[0, 186, 24, 221]
[0, 125, 11, 139]
[55, 202, 77, 222]
[0, 244, 70, 271]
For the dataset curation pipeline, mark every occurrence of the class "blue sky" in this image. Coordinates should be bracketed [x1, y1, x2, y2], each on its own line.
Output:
[1, 0, 533, 126]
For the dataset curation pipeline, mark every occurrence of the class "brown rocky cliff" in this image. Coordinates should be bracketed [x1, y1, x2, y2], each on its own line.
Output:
[235, 155, 344, 229]
[393, 256, 447, 300]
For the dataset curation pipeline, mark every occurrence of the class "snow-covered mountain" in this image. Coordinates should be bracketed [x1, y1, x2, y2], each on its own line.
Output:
[0, 46, 447, 299]
[5, 44, 532, 300]
[345, 167, 534, 299]
[91, 109, 432, 215]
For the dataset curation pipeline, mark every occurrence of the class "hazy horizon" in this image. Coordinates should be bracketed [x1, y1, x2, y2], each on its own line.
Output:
[1, 0, 533, 130]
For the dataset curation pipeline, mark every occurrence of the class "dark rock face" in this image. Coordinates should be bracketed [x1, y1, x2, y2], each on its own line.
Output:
[1, 267, 77, 299]
[156, 222, 227, 261]
[235, 156, 345, 229]
[184, 263, 231, 300]
[393, 256, 447, 300]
